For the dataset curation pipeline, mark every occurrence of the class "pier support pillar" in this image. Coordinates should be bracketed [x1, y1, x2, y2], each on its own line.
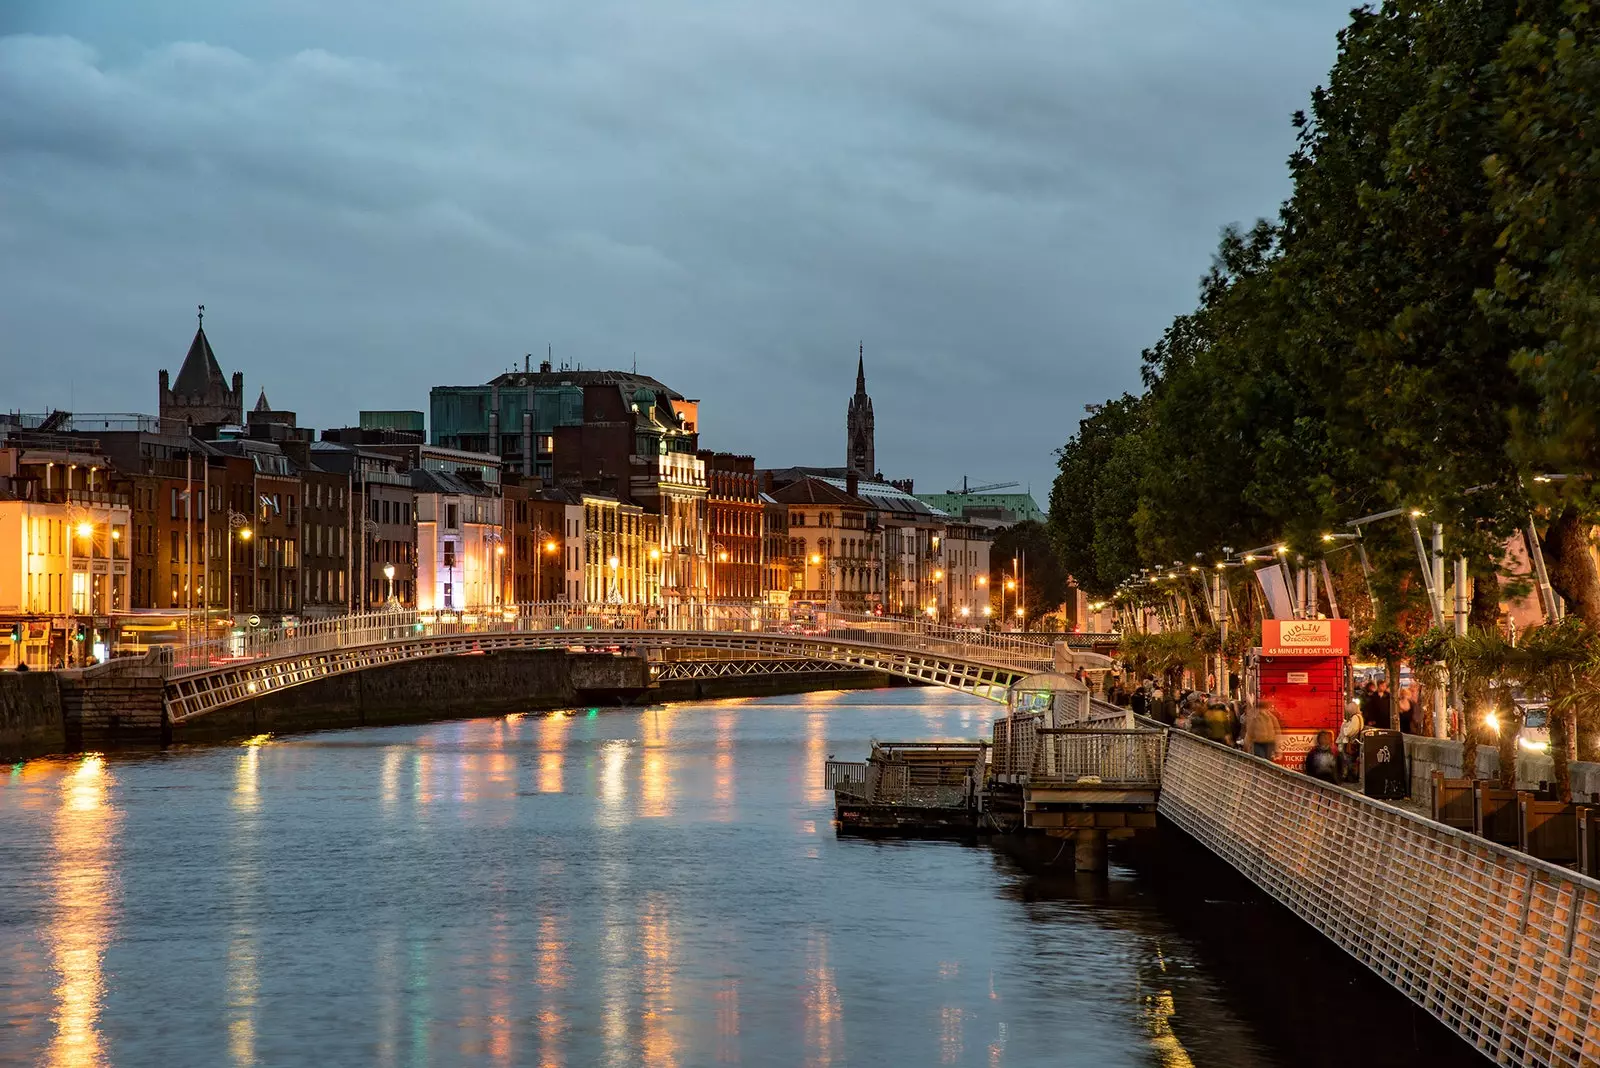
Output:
[1073, 828, 1107, 872]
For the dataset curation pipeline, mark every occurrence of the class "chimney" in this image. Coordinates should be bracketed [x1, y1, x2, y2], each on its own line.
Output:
[763, 471, 774, 494]
[846, 470, 859, 498]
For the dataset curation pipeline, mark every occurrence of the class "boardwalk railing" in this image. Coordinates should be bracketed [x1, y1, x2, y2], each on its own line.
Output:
[824, 760, 868, 791]
[1160, 729, 1600, 1068]
[162, 602, 1055, 679]
[1033, 727, 1164, 785]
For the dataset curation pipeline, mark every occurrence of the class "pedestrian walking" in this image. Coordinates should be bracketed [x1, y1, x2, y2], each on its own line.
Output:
[1242, 699, 1281, 761]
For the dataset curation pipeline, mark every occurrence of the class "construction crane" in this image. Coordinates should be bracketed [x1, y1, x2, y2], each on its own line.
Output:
[946, 476, 1020, 496]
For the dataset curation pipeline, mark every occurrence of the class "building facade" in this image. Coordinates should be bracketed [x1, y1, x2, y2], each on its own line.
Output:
[414, 470, 503, 611]
[773, 476, 881, 613]
[701, 452, 762, 602]
[761, 491, 790, 608]
[0, 431, 132, 667]
[502, 478, 566, 603]
[431, 365, 708, 606]
[939, 521, 992, 625]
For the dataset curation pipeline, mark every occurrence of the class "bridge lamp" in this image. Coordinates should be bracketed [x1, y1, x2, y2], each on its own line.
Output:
[545, 540, 557, 554]
[977, 576, 987, 586]
[648, 547, 660, 561]
[924, 605, 936, 617]
[718, 550, 729, 562]
[239, 528, 253, 541]
[76, 521, 93, 539]
[1005, 579, 1015, 591]
[383, 564, 395, 581]
[934, 569, 943, 580]
[496, 546, 505, 557]
[1015, 607, 1024, 617]
[608, 556, 619, 569]
[1274, 545, 1289, 555]
[959, 606, 970, 617]
[983, 606, 993, 617]
[810, 554, 821, 565]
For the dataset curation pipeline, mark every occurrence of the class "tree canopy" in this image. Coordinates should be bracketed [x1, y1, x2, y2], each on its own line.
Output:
[1049, 0, 1600, 623]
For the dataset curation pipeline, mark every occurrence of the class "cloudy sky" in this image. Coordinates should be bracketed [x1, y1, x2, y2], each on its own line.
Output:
[2, 0, 1354, 500]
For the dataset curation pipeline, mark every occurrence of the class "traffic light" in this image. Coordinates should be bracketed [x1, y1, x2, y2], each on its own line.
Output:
[74, 624, 86, 642]
[8, 625, 19, 643]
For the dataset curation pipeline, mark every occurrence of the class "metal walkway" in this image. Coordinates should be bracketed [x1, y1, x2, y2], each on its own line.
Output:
[158, 604, 1056, 722]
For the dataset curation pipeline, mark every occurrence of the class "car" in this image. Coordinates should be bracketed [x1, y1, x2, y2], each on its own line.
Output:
[1519, 705, 1551, 754]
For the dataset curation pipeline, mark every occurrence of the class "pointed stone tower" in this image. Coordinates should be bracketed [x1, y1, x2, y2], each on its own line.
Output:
[846, 342, 875, 479]
[159, 306, 243, 433]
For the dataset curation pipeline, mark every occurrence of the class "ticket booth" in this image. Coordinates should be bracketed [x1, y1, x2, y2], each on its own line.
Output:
[1253, 619, 1350, 769]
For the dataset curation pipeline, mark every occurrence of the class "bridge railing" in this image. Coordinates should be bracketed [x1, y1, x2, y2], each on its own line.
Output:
[162, 602, 1055, 679]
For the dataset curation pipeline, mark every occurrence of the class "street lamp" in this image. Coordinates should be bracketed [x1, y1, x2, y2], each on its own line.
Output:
[713, 541, 729, 603]
[383, 563, 396, 606]
[226, 510, 252, 619]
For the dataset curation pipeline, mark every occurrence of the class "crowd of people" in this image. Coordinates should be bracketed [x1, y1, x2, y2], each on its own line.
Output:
[1100, 671, 1407, 789]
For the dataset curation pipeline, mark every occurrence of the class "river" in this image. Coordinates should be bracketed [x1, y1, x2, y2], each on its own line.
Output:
[0, 685, 1480, 1067]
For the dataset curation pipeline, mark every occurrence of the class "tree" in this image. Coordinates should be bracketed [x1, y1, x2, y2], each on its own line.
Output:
[1049, 395, 1148, 597]
[990, 521, 1069, 627]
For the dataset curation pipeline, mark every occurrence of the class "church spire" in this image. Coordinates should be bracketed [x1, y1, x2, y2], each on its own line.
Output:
[254, 388, 272, 413]
[846, 343, 876, 478]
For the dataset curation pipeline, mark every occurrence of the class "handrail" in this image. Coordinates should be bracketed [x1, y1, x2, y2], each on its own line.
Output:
[164, 602, 1056, 680]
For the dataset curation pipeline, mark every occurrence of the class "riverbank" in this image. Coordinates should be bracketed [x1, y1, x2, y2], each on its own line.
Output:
[0, 651, 909, 761]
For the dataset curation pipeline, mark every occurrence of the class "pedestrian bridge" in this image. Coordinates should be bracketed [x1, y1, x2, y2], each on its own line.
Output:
[158, 605, 1063, 722]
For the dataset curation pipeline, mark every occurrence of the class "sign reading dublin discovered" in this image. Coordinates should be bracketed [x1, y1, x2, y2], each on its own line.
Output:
[1260, 618, 1350, 657]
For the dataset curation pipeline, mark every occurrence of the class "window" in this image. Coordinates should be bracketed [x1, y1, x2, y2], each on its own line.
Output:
[446, 504, 459, 530]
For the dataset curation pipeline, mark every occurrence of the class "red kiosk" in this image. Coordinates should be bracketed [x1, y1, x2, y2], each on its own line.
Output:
[1254, 619, 1350, 769]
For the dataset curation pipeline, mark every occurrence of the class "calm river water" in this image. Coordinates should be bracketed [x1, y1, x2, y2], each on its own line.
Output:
[1, 686, 1480, 1067]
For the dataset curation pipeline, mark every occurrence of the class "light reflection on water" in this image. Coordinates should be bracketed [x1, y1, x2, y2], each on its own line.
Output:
[45, 754, 117, 1068]
[0, 687, 1482, 1067]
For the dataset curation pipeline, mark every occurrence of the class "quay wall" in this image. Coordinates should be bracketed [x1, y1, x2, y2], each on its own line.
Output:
[1403, 735, 1600, 803]
[1160, 730, 1600, 1067]
[0, 672, 66, 761]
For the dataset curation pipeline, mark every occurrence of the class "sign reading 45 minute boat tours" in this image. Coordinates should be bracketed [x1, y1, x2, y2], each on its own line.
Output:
[1261, 618, 1350, 657]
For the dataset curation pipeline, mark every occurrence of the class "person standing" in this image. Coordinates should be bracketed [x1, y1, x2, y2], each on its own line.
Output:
[1337, 696, 1365, 783]
[1302, 730, 1342, 783]
[1372, 679, 1394, 731]
[1242, 699, 1281, 761]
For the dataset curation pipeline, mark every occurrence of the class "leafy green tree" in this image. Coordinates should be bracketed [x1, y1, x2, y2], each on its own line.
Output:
[990, 521, 1069, 626]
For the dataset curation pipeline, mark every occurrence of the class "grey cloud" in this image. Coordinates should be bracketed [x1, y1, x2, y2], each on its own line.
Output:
[0, 0, 1355, 496]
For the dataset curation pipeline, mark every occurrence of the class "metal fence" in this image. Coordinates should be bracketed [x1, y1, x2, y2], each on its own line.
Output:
[1032, 728, 1164, 785]
[824, 760, 868, 791]
[1160, 730, 1600, 1067]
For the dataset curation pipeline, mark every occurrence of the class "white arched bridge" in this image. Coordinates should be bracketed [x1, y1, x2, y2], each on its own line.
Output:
[158, 605, 1108, 722]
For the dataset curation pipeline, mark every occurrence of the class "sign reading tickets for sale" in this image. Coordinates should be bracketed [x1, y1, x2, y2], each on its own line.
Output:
[1261, 618, 1350, 657]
